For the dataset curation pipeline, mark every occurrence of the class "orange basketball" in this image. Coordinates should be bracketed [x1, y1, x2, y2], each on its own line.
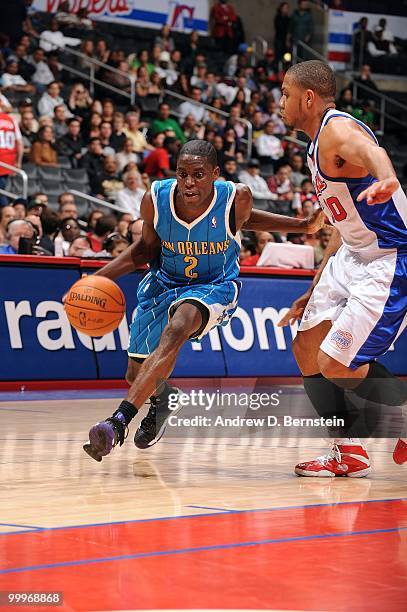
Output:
[64, 275, 126, 336]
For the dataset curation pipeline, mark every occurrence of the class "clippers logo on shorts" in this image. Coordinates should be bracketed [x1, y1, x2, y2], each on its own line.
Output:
[330, 329, 353, 351]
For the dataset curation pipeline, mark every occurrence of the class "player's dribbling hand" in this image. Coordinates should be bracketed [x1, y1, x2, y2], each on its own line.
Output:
[305, 208, 326, 233]
[62, 274, 87, 304]
[278, 291, 312, 327]
[357, 177, 400, 205]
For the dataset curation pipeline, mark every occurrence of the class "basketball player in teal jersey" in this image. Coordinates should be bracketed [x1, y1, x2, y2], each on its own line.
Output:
[84, 139, 324, 462]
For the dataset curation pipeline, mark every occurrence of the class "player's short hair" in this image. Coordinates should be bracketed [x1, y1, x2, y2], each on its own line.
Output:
[287, 60, 336, 101]
[179, 140, 218, 168]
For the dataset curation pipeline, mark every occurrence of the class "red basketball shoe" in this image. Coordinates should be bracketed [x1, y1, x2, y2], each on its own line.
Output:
[295, 441, 371, 477]
[393, 438, 407, 465]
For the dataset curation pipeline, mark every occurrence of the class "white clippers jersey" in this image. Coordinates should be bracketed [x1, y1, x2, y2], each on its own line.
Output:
[307, 109, 407, 253]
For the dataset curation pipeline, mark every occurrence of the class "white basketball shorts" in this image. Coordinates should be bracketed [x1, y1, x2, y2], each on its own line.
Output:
[298, 244, 407, 369]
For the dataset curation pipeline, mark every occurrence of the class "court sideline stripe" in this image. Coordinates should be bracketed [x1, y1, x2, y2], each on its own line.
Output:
[0, 497, 406, 537]
[1, 525, 406, 576]
[0, 523, 42, 530]
[186, 505, 232, 512]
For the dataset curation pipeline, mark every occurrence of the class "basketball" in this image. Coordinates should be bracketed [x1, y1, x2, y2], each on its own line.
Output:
[64, 276, 126, 336]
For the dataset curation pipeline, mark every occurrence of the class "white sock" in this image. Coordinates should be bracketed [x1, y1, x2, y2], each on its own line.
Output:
[334, 437, 363, 446]
[399, 407, 407, 440]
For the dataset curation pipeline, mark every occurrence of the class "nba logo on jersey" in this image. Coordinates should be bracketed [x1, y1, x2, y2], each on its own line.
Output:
[211, 216, 217, 228]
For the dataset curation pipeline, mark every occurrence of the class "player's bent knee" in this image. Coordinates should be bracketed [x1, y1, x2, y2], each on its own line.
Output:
[160, 317, 194, 351]
[318, 350, 346, 379]
[125, 369, 136, 385]
[292, 333, 304, 358]
[125, 360, 142, 385]
[292, 332, 309, 365]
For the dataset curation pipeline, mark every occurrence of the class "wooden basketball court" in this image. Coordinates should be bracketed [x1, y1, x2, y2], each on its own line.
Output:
[1, 389, 406, 611]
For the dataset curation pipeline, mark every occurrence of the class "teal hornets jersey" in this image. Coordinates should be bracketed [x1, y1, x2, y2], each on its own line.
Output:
[151, 178, 240, 287]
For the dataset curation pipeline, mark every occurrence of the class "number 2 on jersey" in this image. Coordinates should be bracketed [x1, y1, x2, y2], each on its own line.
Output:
[184, 256, 198, 279]
[325, 196, 347, 222]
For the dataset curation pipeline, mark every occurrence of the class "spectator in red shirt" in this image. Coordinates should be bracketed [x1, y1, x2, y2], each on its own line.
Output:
[300, 177, 318, 206]
[267, 165, 294, 202]
[87, 214, 117, 253]
[241, 231, 275, 266]
[211, 0, 237, 54]
[144, 133, 177, 179]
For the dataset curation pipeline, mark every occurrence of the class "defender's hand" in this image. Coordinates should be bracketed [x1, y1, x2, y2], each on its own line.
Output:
[357, 177, 400, 205]
[278, 290, 312, 327]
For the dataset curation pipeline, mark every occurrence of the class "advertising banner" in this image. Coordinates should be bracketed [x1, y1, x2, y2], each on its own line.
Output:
[0, 259, 406, 381]
[32, 0, 209, 34]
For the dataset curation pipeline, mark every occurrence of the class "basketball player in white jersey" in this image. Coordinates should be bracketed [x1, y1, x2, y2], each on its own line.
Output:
[278, 60, 407, 476]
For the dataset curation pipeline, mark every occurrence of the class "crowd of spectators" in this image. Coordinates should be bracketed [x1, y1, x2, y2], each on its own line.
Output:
[353, 16, 407, 74]
[0, 1, 347, 269]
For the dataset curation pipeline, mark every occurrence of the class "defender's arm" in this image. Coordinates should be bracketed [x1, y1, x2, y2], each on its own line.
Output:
[243, 208, 325, 234]
[278, 227, 342, 326]
[320, 120, 400, 205]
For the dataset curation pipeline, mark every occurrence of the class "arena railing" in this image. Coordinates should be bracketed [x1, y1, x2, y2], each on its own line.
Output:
[293, 40, 407, 134]
[350, 80, 407, 134]
[32, 34, 254, 160]
[32, 34, 135, 103]
[0, 162, 28, 200]
[252, 36, 268, 66]
[68, 190, 128, 216]
[161, 88, 253, 159]
[282, 134, 307, 150]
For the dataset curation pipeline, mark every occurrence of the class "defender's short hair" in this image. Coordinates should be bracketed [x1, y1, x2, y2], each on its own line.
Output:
[287, 60, 336, 101]
[179, 139, 218, 167]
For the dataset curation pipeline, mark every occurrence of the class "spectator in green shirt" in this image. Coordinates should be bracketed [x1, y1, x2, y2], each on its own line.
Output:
[352, 100, 375, 130]
[150, 102, 186, 144]
[128, 49, 155, 76]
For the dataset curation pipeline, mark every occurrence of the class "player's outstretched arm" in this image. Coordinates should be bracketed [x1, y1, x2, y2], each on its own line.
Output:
[95, 192, 161, 281]
[234, 184, 325, 234]
[243, 208, 325, 233]
[320, 120, 400, 205]
[278, 227, 342, 327]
